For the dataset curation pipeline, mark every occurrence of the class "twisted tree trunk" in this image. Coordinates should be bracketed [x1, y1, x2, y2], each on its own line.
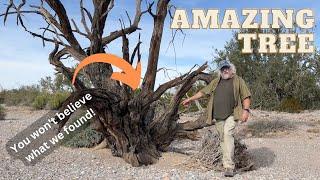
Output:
[2, 0, 214, 166]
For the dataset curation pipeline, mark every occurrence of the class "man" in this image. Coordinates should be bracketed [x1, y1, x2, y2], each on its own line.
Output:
[182, 59, 251, 177]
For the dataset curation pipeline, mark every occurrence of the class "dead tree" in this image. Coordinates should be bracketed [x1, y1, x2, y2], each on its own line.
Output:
[1, 0, 214, 166]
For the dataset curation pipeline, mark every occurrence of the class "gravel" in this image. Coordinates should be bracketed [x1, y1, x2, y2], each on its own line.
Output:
[1, 106, 320, 179]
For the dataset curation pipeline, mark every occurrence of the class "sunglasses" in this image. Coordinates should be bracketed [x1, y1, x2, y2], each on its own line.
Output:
[220, 66, 231, 72]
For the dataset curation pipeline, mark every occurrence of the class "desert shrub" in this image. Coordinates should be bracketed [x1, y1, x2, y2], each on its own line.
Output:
[0, 91, 4, 104]
[0, 105, 5, 120]
[278, 97, 303, 113]
[62, 127, 104, 148]
[3, 74, 73, 107]
[61, 110, 104, 148]
[3, 85, 41, 106]
[247, 119, 295, 137]
[32, 94, 49, 109]
[48, 92, 70, 110]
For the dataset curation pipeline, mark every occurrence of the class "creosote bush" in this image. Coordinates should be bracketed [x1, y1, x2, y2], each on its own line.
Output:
[278, 97, 303, 113]
[247, 119, 295, 137]
[3, 86, 41, 106]
[61, 110, 104, 148]
[0, 105, 6, 120]
[48, 92, 70, 110]
[32, 94, 49, 110]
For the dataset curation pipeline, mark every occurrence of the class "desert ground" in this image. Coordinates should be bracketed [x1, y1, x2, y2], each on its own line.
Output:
[1, 106, 320, 179]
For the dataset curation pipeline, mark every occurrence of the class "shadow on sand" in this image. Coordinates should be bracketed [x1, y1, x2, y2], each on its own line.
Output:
[249, 147, 276, 168]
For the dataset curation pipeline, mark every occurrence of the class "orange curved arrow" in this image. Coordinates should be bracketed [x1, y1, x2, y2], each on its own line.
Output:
[72, 53, 141, 90]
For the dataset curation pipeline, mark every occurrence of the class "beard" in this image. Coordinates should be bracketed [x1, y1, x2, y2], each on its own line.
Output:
[221, 71, 233, 79]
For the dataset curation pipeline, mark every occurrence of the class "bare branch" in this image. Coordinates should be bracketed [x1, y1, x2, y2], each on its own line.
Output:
[39, 27, 66, 39]
[3, 0, 14, 25]
[40, 21, 51, 46]
[100, 0, 114, 19]
[48, 22, 65, 44]
[82, 7, 93, 23]
[0, 10, 39, 17]
[71, 18, 89, 38]
[146, 1, 156, 19]
[147, 63, 207, 105]
[165, 28, 186, 57]
[29, 5, 67, 45]
[137, 35, 141, 63]
[49, 42, 85, 90]
[27, 29, 66, 46]
[44, 0, 85, 55]
[121, 23, 130, 62]
[167, 4, 176, 20]
[157, 67, 181, 81]
[101, 0, 146, 46]
[107, 0, 115, 12]
[141, 0, 171, 94]
[80, 0, 91, 36]
[2, 0, 29, 31]
[3, 5, 64, 46]
[130, 34, 142, 65]
[2, 2, 87, 60]
[90, 0, 114, 53]
[125, 11, 132, 26]
[171, 64, 208, 107]
[15, 0, 26, 25]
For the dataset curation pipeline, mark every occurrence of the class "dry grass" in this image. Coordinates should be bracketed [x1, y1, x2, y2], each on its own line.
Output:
[306, 128, 320, 134]
[247, 119, 295, 138]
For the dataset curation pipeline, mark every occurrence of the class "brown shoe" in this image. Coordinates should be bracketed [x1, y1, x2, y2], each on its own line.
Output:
[224, 168, 235, 177]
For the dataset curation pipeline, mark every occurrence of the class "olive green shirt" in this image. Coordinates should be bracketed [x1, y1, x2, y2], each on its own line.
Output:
[213, 77, 235, 120]
[200, 74, 251, 125]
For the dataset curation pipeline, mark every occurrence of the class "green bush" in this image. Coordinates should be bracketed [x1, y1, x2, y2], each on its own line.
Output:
[61, 110, 104, 148]
[48, 92, 70, 110]
[0, 105, 5, 120]
[62, 127, 104, 148]
[32, 94, 49, 109]
[278, 97, 303, 113]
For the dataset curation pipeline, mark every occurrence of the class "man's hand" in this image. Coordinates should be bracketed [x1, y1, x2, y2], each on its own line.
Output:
[181, 98, 192, 107]
[181, 92, 204, 107]
[240, 110, 250, 123]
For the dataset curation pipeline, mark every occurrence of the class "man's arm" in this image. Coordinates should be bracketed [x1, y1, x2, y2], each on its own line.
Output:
[243, 97, 251, 110]
[239, 77, 252, 123]
[181, 91, 205, 107]
[182, 77, 216, 107]
[241, 97, 251, 122]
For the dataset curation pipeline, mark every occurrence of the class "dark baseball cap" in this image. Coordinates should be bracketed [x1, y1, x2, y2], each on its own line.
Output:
[218, 60, 231, 70]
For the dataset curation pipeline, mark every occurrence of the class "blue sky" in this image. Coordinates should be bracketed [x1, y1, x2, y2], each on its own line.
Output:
[0, 0, 319, 89]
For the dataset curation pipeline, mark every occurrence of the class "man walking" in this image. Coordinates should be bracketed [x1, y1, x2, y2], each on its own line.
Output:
[182, 60, 251, 177]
